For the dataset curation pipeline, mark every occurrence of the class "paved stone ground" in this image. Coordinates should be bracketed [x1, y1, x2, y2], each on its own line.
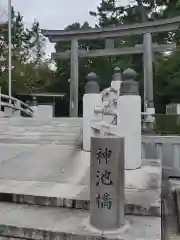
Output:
[0, 117, 161, 239]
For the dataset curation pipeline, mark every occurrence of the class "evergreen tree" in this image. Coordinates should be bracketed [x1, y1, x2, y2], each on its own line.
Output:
[28, 20, 46, 65]
[0, 7, 53, 94]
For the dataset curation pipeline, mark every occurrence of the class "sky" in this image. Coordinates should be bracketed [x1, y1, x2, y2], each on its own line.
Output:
[0, 0, 130, 55]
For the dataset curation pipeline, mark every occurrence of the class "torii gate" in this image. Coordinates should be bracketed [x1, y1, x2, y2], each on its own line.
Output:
[42, 16, 180, 117]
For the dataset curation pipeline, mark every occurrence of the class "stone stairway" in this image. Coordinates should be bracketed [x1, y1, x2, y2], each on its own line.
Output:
[0, 117, 161, 239]
[0, 117, 82, 145]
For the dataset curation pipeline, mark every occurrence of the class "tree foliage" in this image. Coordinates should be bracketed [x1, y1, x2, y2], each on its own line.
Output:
[0, 7, 53, 94]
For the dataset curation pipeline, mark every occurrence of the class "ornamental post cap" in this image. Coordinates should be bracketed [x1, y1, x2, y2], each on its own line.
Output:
[122, 68, 137, 81]
[87, 72, 98, 82]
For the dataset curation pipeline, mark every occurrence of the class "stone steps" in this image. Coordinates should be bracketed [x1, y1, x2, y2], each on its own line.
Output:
[0, 158, 161, 217]
[0, 117, 82, 145]
[0, 117, 162, 239]
[0, 179, 160, 216]
[0, 202, 160, 240]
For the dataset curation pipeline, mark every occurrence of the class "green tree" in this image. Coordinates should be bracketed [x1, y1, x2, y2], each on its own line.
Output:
[154, 49, 180, 111]
[28, 20, 46, 65]
[11, 8, 33, 63]
[0, 7, 54, 95]
[12, 61, 54, 93]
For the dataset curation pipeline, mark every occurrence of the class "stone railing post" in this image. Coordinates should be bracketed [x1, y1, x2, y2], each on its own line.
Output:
[85, 72, 100, 94]
[117, 68, 141, 170]
[0, 87, 2, 117]
[90, 136, 125, 231]
[4, 98, 12, 117]
[13, 99, 21, 117]
[112, 67, 122, 82]
[83, 72, 101, 151]
[110, 67, 122, 103]
[101, 67, 122, 125]
[31, 97, 38, 118]
[0, 87, 1, 107]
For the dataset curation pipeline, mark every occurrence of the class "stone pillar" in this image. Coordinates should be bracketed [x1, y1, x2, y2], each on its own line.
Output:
[112, 67, 122, 82]
[31, 97, 38, 117]
[117, 68, 141, 170]
[83, 72, 101, 151]
[0, 88, 3, 117]
[70, 38, 79, 117]
[4, 100, 12, 117]
[101, 67, 122, 125]
[4, 107, 12, 117]
[111, 67, 122, 98]
[13, 100, 21, 117]
[85, 72, 100, 94]
[105, 39, 114, 49]
[90, 136, 125, 230]
[143, 33, 154, 109]
[143, 33, 155, 131]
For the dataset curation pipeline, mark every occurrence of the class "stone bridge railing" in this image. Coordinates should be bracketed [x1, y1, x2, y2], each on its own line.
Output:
[142, 135, 180, 178]
[83, 67, 180, 177]
[0, 93, 34, 117]
[83, 68, 147, 170]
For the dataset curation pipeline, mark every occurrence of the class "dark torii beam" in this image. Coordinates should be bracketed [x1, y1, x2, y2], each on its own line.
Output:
[42, 17, 180, 117]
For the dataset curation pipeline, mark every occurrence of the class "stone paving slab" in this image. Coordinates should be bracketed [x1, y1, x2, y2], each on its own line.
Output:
[0, 144, 84, 182]
[0, 144, 37, 164]
[0, 202, 160, 240]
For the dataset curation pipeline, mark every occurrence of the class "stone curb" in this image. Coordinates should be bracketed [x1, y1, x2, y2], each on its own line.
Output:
[0, 223, 160, 240]
[0, 192, 160, 217]
[0, 225, 106, 240]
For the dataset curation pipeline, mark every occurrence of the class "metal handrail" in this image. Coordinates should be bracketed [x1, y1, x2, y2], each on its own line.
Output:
[0, 93, 34, 117]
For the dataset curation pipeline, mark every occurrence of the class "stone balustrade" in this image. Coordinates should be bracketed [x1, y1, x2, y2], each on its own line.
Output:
[0, 93, 34, 117]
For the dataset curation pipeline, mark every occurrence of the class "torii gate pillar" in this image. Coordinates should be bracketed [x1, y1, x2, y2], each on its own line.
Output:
[70, 39, 79, 117]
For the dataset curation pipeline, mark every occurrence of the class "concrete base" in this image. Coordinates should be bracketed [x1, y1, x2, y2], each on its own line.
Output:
[83, 217, 130, 236]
